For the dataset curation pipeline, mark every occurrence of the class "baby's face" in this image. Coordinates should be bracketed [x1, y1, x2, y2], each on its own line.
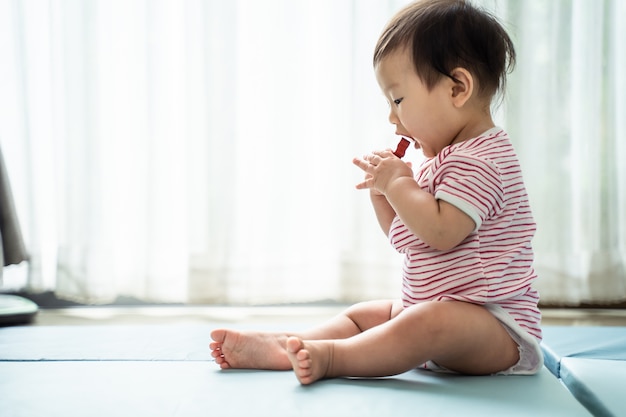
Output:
[375, 49, 461, 158]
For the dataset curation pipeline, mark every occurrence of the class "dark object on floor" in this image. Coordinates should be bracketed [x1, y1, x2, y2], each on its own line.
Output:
[0, 294, 38, 326]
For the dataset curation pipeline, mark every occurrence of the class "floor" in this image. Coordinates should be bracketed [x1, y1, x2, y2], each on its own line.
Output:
[5, 305, 621, 417]
[28, 305, 626, 327]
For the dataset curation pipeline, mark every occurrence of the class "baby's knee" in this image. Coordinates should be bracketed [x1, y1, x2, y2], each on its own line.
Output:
[401, 301, 470, 340]
[402, 302, 446, 334]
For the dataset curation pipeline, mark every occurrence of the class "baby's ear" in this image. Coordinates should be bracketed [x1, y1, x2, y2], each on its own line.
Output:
[449, 68, 474, 107]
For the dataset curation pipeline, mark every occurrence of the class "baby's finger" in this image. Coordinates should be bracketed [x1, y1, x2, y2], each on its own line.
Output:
[352, 157, 373, 172]
[372, 149, 395, 158]
[354, 178, 372, 190]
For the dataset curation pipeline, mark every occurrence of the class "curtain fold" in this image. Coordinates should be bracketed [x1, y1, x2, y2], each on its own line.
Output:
[0, 145, 28, 275]
[1, 0, 624, 305]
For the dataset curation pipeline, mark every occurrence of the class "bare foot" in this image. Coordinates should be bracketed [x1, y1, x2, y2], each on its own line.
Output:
[286, 336, 333, 385]
[210, 329, 292, 370]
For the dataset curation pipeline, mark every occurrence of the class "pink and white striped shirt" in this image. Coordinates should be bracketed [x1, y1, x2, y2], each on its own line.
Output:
[390, 127, 542, 341]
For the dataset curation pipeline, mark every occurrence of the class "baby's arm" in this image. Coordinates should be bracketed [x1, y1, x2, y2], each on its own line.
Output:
[384, 177, 474, 250]
[353, 150, 474, 250]
[370, 137, 412, 235]
[370, 192, 396, 235]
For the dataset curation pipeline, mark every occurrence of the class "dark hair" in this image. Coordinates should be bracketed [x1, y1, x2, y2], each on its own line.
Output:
[373, 0, 515, 101]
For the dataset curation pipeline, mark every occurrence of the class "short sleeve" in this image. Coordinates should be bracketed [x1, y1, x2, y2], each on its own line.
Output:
[432, 153, 504, 231]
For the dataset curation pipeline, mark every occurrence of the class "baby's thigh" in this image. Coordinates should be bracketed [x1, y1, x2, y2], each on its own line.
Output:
[408, 301, 519, 375]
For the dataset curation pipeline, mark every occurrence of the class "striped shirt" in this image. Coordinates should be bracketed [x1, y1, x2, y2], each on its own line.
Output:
[390, 127, 542, 341]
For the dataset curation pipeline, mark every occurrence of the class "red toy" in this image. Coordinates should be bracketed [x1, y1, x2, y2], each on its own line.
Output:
[393, 138, 410, 158]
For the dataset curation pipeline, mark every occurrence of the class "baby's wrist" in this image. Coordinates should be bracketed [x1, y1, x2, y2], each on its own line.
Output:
[383, 175, 414, 198]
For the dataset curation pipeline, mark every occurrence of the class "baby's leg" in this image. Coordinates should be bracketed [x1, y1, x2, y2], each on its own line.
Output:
[286, 300, 520, 384]
[210, 299, 401, 370]
[300, 299, 403, 340]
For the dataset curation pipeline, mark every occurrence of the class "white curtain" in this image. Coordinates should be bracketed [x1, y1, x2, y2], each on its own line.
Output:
[487, 0, 626, 305]
[1, 0, 624, 306]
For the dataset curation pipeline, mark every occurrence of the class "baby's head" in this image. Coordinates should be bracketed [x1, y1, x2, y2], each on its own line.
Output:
[374, 0, 515, 103]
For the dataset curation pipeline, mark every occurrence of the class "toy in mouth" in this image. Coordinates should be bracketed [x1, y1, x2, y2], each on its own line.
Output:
[393, 137, 410, 158]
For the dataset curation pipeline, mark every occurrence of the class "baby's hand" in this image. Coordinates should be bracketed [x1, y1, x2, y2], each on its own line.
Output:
[352, 150, 413, 194]
[363, 172, 384, 197]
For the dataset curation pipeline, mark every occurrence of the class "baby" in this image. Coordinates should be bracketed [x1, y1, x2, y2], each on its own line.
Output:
[211, 0, 543, 385]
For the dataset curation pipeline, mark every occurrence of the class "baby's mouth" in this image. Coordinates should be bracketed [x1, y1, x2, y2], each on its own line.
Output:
[403, 136, 420, 150]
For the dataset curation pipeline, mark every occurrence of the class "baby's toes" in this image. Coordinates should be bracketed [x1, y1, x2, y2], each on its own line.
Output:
[294, 347, 312, 369]
[296, 349, 310, 361]
[215, 357, 231, 368]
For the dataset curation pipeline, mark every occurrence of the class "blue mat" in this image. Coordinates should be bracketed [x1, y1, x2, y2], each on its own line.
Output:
[0, 361, 590, 417]
[559, 358, 625, 417]
[0, 324, 216, 361]
[541, 326, 626, 377]
[540, 325, 626, 417]
[0, 324, 592, 417]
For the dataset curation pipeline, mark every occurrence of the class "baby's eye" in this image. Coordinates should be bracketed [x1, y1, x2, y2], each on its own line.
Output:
[393, 98, 403, 105]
